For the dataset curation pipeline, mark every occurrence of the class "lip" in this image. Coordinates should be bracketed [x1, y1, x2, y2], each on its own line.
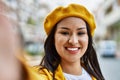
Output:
[65, 47, 80, 54]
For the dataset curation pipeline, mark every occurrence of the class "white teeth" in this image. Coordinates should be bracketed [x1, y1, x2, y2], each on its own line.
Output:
[67, 48, 78, 51]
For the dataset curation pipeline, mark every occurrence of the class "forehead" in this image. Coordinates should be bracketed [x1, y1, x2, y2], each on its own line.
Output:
[57, 17, 86, 26]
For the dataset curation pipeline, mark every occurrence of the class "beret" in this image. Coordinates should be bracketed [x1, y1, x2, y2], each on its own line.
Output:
[44, 3, 96, 36]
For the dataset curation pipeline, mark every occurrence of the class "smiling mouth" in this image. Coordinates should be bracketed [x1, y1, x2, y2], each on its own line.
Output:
[65, 47, 80, 51]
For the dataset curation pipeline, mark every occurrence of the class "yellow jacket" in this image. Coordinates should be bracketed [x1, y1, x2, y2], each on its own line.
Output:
[27, 65, 96, 80]
[18, 56, 96, 80]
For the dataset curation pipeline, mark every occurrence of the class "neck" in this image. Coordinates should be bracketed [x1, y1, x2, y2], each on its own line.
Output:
[61, 60, 82, 75]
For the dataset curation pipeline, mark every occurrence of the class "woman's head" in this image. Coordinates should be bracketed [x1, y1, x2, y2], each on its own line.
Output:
[42, 3, 95, 69]
[42, 16, 93, 70]
[42, 3, 95, 67]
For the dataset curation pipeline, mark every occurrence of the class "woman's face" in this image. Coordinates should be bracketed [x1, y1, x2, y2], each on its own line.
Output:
[55, 17, 88, 63]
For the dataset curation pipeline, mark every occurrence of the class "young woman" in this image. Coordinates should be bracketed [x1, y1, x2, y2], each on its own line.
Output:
[36, 3, 105, 80]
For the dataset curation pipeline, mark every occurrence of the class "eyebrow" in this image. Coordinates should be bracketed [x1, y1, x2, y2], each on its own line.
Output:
[59, 27, 86, 30]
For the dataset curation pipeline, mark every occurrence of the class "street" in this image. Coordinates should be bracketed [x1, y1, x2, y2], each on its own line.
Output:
[98, 55, 120, 80]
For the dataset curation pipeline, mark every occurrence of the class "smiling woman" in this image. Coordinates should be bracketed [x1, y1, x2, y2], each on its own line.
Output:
[36, 3, 105, 80]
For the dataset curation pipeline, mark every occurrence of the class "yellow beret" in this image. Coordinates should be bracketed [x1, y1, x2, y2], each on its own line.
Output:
[44, 4, 96, 36]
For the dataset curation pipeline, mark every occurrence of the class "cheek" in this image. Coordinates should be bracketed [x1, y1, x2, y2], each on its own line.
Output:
[79, 36, 88, 47]
[55, 34, 68, 43]
[83, 37, 88, 43]
[55, 34, 68, 52]
[55, 36, 61, 45]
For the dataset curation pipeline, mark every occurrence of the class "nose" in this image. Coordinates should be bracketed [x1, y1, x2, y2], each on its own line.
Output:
[68, 34, 78, 45]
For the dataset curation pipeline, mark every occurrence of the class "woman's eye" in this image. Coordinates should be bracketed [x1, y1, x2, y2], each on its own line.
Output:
[77, 32, 85, 35]
[60, 32, 69, 35]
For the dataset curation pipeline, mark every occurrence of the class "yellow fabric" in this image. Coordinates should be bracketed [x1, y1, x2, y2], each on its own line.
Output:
[44, 3, 96, 36]
[32, 65, 97, 80]
[17, 55, 96, 80]
[24, 65, 44, 80]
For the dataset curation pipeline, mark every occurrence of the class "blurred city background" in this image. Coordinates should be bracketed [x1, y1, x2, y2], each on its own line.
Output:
[0, 0, 120, 80]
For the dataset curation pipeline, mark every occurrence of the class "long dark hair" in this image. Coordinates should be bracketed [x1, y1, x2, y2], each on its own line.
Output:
[40, 22, 104, 80]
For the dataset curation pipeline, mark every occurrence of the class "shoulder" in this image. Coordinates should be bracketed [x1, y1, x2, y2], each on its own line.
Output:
[32, 66, 50, 74]
[28, 67, 48, 80]
[32, 65, 53, 80]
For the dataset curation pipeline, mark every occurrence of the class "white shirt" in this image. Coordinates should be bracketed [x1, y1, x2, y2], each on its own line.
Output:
[63, 67, 92, 80]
